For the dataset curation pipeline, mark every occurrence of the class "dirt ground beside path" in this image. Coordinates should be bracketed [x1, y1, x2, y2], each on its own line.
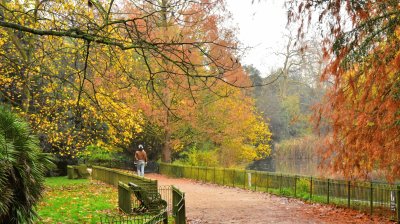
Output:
[146, 173, 394, 224]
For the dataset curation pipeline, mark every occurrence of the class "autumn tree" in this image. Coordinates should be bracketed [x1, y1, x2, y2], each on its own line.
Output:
[244, 32, 324, 141]
[0, 0, 247, 161]
[166, 76, 272, 167]
[288, 0, 400, 180]
[118, 0, 255, 162]
[0, 25, 146, 157]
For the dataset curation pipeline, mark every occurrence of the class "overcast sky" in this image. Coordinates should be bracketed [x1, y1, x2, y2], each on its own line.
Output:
[225, 0, 288, 76]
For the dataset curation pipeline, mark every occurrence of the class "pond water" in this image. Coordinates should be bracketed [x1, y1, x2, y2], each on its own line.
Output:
[247, 157, 392, 181]
[247, 157, 323, 177]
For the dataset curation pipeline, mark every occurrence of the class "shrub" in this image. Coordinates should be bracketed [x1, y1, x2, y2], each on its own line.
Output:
[175, 146, 219, 167]
[0, 106, 53, 223]
[274, 135, 318, 160]
[297, 177, 311, 193]
[296, 177, 311, 199]
[79, 144, 123, 166]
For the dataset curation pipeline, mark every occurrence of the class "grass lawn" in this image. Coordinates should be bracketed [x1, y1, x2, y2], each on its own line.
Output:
[36, 176, 120, 224]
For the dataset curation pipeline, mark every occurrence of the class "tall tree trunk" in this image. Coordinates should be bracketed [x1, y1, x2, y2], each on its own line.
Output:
[280, 37, 291, 100]
[162, 123, 171, 162]
[160, 0, 172, 163]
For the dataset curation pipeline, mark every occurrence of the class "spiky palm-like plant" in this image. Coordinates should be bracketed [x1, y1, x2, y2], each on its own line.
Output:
[0, 106, 53, 223]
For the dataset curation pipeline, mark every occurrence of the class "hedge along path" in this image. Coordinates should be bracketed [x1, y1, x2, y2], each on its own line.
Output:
[145, 173, 394, 224]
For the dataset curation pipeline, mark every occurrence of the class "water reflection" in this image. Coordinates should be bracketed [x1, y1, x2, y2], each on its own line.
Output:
[247, 157, 322, 177]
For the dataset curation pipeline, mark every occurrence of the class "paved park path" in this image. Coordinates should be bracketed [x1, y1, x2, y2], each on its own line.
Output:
[146, 173, 394, 224]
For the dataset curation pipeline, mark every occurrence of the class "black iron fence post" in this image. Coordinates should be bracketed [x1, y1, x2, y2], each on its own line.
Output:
[205, 167, 208, 182]
[163, 211, 168, 224]
[294, 175, 297, 197]
[347, 181, 351, 208]
[197, 167, 199, 181]
[310, 176, 313, 201]
[244, 171, 246, 189]
[222, 168, 225, 185]
[279, 174, 282, 194]
[255, 171, 258, 191]
[266, 173, 269, 192]
[233, 169, 236, 187]
[370, 182, 373, 215]
[213, 167, 216, 184]
[397, 185, 400, 224]
[327, 179, 330, 204]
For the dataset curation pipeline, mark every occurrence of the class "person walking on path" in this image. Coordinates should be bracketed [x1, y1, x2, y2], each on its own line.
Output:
[135, 144, 148, 177]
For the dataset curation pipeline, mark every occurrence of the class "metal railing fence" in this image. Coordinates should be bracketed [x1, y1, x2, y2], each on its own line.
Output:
[158, 186, 173, 214]
[92, 166, 186, 223]
[116, 182, 168, 224]
[92, 166, 158, 194]
[100, 214, 166, 224]
[172, 186, 185, 224]
[159, 163, 400, 222]
[117, 182, 184, 224]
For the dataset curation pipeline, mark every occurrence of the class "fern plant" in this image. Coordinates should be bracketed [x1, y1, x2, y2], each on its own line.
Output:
[0, 106, 53, 223]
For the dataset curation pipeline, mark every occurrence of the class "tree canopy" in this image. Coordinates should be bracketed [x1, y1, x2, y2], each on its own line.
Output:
[0, 0, 271, 166]
[288, 0, 400, 180]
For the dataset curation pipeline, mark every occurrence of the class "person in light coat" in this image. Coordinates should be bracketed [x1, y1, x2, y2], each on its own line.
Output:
[135, 144, 148, 177]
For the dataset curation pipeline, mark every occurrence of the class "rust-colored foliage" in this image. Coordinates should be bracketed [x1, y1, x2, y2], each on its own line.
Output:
[288, 0, 400, 181]
[0, 0, 264, 161]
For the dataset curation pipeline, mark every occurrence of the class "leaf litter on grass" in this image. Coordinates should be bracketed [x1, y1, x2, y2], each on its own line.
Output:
[36, 177, 120, 224]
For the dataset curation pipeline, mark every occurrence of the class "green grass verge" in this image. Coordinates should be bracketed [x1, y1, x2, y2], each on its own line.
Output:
[36, 176, 119, 224]
[36, 176, 173, 224]
[44, 176, 89, 187]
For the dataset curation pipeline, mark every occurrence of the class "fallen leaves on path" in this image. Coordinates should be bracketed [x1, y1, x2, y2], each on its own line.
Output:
[147, 173, 395, 224]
